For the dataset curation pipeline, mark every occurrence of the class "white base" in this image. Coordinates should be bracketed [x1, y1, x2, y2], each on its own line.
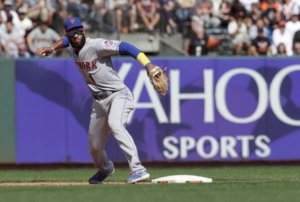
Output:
[151, 175, 213, 184]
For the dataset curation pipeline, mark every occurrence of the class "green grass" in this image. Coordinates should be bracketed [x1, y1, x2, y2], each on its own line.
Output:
[0, 166, 300, 202]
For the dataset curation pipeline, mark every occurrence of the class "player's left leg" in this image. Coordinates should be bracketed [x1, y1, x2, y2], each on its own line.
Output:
[108, 88, 150, 183]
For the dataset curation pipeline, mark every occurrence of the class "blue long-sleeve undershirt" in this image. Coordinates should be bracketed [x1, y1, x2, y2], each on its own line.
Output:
[119, 41, 141, 58]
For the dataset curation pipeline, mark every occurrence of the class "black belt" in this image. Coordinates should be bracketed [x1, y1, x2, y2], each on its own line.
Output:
[93, 91, 115, 100]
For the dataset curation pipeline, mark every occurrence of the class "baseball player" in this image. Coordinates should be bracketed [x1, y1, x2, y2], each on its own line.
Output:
[36, 17, 168, 184]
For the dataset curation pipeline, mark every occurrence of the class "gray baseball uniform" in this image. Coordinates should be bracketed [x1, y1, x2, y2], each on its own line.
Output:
[69, 37, 146, 173]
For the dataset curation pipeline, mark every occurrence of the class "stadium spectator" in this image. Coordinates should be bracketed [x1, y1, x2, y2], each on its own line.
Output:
[45, 0, 67, 27]
[26, 20, 60, 56]
[244, 15, 254, 32]
[205, 1, 222, 29]
[211, 0, 223, 16]
[159, 0, 177, 35]
[228, 15, 249, 55]
[16, 42, 31, 58]
[293, 29, 300, 43]
[231, 0, 247, 18]
[276, 42, 287, 56]
[89, 0, 116, 32]
[190, 2, 205, 28]
[17, 6, 33, 36]
[15, 0, 26, 11]
[248, 28, 272, 56]
[218, 0, 232, 28]
[185, 24, 208, 56]
[271, 20, 293, 56]
[193, 1, 221, 29]
[248, 18, 270, 41]
[0, 0, 299, 57]
[239, 0, 259, 13]
[25, 0, 49, 23]
[136, 0, 161, 33]
[281, 0, 300, 20]
[261, 0, 281, 31]
[113, 0, 136, 33]
[259, 0, 280, 12]
[249, 1, 262, 22]
[67, 0, 89, 20]
[174, 0, 196, 32]
[286, 14, 300, 42]
[128, 0, 139, 32]
[0, 19, 24, 57]
[185, 21, 220, 56]
[292, 41, 300, 55]
[174, 0, 195, 20]
[1, 0, 21, 27]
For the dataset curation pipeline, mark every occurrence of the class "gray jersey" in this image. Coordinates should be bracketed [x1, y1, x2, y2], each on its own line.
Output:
[70, 38, 126, 94]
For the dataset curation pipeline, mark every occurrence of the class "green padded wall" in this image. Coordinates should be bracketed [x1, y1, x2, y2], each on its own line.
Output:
[0, 59, 15, 163]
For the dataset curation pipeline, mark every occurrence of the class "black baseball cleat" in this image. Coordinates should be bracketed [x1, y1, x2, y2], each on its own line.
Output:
[88, 168, 115, 184]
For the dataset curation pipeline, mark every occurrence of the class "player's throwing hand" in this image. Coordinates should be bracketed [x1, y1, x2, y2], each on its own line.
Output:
[35, 47, 54, 57]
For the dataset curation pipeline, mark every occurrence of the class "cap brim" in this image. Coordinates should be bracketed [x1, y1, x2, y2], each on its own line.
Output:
[65, 25, 83, 32]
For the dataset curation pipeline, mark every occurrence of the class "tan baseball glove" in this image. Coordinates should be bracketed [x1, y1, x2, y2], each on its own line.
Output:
[147, 65, 169, 96]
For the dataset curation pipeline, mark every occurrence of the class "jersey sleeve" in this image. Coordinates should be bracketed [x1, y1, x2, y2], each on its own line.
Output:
[62, 36, 70, 47]
[96, 38, 151, 67]
[96, 38, 121, 57]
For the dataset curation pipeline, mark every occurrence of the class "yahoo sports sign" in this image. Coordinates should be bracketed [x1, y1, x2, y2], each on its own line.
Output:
[15, 58, 300, 163]
[114, 58, 300, 162]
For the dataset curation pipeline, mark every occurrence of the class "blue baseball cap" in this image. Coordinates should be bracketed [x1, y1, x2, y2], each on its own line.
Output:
[64, 17, 83, 32]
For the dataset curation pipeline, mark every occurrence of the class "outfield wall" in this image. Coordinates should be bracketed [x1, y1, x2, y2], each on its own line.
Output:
[0, 60, 15, 163]
[1, 57, 300, 163]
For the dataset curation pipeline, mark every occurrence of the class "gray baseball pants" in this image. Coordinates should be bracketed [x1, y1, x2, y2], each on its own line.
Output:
[88, 87, 146, 173]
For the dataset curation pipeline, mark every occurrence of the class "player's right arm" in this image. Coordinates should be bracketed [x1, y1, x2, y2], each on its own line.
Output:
[35, 36, 69, 57]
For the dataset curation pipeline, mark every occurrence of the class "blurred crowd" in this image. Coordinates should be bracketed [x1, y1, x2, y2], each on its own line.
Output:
[1, 0, 300, 58]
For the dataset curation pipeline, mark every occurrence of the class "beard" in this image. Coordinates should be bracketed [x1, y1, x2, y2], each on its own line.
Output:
[70, 35, 86, 49]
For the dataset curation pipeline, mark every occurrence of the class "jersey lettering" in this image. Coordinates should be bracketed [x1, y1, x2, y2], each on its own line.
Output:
[76, 60, 97, 70]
